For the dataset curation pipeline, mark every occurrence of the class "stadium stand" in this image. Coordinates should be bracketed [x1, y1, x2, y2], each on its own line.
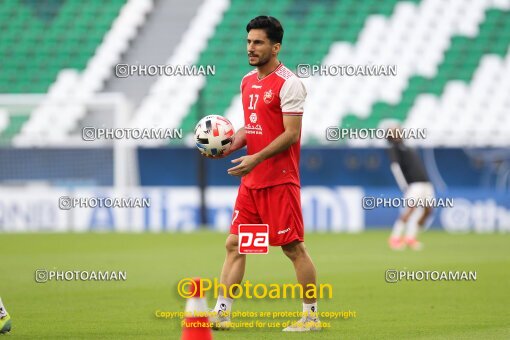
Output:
[339, 6, 510, 147]
[0, 0, 127, 141]
[12, 0, 153, 145]
[131, 0, 229, 143]
[1, 0, 509, 147]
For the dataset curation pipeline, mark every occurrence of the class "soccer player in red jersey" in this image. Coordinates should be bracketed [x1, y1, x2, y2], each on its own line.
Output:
[210, 16, 321, 332]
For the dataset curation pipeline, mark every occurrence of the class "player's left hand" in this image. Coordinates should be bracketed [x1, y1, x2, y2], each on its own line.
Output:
[227, 155, 261, 177]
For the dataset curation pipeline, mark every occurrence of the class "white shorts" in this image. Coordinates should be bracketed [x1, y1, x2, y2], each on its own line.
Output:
[405, 182, 435, 201]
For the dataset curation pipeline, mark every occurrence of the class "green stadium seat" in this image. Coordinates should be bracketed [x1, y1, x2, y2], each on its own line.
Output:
[0, 0, 125, 95]
[0, 0, 127, 143]
[340, 8, 510, 132]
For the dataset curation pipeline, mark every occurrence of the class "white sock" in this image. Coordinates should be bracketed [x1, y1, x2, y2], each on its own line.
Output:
[391, 220, 405, 239]
[405, 219, 419, 239]
[303, 302, 318, 319]
[214, 295, 233, 316]
[0, 298, 7, 318]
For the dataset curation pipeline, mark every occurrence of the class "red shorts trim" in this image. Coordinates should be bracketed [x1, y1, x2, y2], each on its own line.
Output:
[230, 183, 304, 246]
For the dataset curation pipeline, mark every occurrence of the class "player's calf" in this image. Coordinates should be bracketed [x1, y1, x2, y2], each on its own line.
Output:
[418, 206, 433, 229]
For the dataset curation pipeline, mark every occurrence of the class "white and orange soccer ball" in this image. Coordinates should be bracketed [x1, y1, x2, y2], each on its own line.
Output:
[194, 115, 234, 157]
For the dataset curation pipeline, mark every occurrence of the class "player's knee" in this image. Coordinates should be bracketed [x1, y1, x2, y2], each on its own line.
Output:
[282, 241, 305, 261]
[225, 235, 239, 253]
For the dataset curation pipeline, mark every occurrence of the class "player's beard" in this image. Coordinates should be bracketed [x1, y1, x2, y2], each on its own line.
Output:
[248, 53, 270, 66]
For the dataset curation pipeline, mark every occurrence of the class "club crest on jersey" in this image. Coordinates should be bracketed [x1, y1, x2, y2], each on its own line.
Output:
[263, 89, 274, 104]
[250, 112, 257, 123]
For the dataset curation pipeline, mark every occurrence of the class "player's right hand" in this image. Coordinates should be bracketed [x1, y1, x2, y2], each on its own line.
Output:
[201, 152, 224, 159]
[202, 154, 215, 159]
[216, 136, 237, 159]
[201, 146, 231, 159]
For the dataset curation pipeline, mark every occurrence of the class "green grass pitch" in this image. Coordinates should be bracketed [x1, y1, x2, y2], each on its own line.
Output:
[2, 230, 509, 339]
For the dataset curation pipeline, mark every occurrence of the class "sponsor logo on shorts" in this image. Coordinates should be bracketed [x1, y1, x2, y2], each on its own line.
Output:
[238, 224, 269, 254]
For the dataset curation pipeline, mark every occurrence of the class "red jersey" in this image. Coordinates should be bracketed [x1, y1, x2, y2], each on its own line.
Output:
[240, 63, 307, 189]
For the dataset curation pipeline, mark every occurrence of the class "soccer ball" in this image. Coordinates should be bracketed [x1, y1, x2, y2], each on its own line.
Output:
[194, 115, 234, 157]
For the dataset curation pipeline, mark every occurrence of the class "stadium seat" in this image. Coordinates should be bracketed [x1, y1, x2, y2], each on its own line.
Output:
[13, 0, 154, 145]
[330, 2, 510, 147]
[2, 0, 510, 146]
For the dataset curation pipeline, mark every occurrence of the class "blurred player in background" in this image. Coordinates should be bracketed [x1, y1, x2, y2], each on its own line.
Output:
[0, 297, 11, 334]
[210, 16, 321, 332]
[387, 127, 434, 250]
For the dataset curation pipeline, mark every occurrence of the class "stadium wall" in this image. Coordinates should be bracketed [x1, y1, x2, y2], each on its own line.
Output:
[1, 147, 508, 233]
[0, 147, 502, 187]
[139, 147, 497, 188]
[0, 186, 508, 233]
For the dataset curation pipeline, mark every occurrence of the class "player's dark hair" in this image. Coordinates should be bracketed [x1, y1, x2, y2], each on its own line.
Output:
[246, 16, 284, 44]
